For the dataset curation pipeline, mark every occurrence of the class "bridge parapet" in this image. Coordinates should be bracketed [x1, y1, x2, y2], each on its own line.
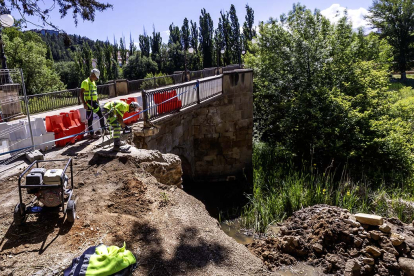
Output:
[133, 69, 253, 183]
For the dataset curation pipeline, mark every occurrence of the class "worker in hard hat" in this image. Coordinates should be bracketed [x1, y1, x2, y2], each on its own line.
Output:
[79, 69, 108, 139]
[103, 101, 141, 151]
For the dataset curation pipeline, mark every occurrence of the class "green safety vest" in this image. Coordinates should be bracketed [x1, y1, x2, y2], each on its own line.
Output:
[104, 101, 129, 121]
[81, 77, 98, 101]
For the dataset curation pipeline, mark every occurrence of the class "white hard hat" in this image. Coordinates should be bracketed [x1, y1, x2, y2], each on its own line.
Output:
[129, 102, 140, 111]
[91, 68, 100, 79]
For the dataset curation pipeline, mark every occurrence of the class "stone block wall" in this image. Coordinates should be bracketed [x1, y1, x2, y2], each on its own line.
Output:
[134, 69, 253, 183]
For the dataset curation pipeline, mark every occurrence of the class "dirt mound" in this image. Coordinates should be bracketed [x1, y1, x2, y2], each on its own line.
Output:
[248, 204, 414, 275]
[108, 178, 153, 216]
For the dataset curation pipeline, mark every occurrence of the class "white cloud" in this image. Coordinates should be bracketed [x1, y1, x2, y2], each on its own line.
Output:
[321, 4, 372, 31]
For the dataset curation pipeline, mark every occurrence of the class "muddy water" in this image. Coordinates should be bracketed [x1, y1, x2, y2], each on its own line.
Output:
[220, 221, 253, 244]
[275, 263, 325, 275]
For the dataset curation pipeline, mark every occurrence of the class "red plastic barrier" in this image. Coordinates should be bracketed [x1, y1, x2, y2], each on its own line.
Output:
[154, 90, 182, 115]
[45, 114, 77, 147]
[70, 110, 85, 140]
[60, 113, 77, 144]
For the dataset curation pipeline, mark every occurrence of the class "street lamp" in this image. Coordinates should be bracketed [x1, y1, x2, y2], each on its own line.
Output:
[0, 12, 14, 84]
[221, 49, 225, 68]
[184, 47, 194, 82]
[240, 50, 246, 68]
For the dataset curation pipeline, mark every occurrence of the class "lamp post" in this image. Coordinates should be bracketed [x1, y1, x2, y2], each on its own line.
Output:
[221, 49, 225, 69]
[240, 50, 246, 68]
[0, 12, 13, 84]
[184, 47, 194, 82]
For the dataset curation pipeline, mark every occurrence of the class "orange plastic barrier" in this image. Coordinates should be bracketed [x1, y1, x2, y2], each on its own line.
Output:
[45, 114, 76, 147]
[154, 90, 182, 115]
[120, 98, 139, 124]
[70, 110, 86, 140]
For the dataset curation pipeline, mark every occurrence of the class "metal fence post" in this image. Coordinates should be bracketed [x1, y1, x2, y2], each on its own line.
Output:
[77, 87, 81, 105]
[196, 80, 200, 104]
[142, 90, 150, 128]
[20, 69, 35, 151]
[153, 77, 156, 89]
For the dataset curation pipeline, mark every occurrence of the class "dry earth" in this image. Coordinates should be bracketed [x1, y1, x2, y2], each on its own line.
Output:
[0, 146, 271, 276]
[249, 205, 414, 276]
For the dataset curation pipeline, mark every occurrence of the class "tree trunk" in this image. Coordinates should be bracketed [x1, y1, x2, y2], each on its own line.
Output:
[401, 71, 407, 81]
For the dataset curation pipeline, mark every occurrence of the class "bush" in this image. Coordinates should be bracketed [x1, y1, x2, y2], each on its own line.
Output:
[246, 4, 414, 184]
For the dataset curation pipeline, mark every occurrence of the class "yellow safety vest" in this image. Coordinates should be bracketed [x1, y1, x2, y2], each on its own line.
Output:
[104, 101, 129, 121]
[81, 77, 98, 101]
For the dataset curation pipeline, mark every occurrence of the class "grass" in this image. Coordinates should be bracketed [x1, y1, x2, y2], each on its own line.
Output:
[241, 142, 414, 232]
[389, 74, 414, 91]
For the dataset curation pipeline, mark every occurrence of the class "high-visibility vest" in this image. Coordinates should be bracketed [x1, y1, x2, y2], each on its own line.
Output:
[81, 77, 98, 101]
[104, 101, 129, 121]
[64, 243, 137, 276]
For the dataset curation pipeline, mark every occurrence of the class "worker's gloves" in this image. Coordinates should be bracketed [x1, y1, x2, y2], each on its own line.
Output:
[123, 125, 132, 134]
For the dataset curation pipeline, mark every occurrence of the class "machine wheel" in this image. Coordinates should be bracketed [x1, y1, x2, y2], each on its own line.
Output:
[66, 200, 76, 223]
[13, 203, 26, 225]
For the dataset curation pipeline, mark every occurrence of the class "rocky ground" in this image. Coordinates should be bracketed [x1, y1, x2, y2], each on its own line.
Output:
[0, 146, 271, 276]
[248, 205, 414, 275]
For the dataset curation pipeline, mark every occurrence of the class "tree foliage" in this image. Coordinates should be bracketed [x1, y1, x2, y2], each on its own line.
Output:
[199, 8, 214, 67]
[181, 18, 190, 51]
[190, 20, 199, 52]
[0, 0, 112, 28]
[122, 53, 158, 80]
[243, 4, 256, 51]
[139, 29, 150, 58]
[246, 4, 414, 183]
[367, 0, 414, 80]
[3, 28, 65, 94]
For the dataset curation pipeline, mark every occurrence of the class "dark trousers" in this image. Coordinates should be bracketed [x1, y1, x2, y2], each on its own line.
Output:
[86, 101, 106, 132]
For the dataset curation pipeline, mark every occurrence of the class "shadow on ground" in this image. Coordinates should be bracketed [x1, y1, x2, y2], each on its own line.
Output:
[113, 221, 229, 275]
[1, 212, 73, 254]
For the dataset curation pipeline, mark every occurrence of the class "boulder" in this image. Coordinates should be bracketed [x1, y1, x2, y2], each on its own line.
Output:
[399, 257, 414, 276]
[369, 230, 383, 241]
[366, 246, 382, 258]
[362, 257, 375, 265]
[379, 224, 391, 233]
[355, 213, 383, 226]
[390, 233, 405, 246]
[312, 243, 323, 253]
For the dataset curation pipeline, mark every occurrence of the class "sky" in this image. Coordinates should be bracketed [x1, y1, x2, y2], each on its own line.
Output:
[11, 0, 373, 45]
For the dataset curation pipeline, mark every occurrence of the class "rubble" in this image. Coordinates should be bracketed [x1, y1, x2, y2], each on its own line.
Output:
[247, 205, 414, 275]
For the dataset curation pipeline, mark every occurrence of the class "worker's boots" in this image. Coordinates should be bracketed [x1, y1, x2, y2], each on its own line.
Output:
[112, 145, 121, 152]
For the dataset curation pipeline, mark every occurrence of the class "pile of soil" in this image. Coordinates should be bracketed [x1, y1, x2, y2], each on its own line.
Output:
[248, 205, 414, 275]
[0, 150, 268, 276]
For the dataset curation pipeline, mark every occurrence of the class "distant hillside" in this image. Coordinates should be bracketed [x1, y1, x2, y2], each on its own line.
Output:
[33, 30, 104, 62]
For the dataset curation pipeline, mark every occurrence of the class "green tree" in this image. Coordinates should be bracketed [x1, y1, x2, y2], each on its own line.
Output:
[190, 20, 199, 52]
[246, 4, 411, 183]
[3, 29, 65, 94]
[199, 8, 214, 67]
[181, 18, 190, 51]
[119, 36, 127, 65]
[104, 42, 115, 81]
[82, 41, 92, 77]
[123, 54, 158, 80]
[54, 61, 81, 89]
[229, 4, 241, 65]
[129, 32, 136, 56]
[367, 0, 414, 80]
[243, 4, 256, 51]
[112, 36, 119, 78]
[150, 26, 162, 69]
[169, 23, 181, 46]
[139, 29, 151, 58]
[94, 41, 106, 83]
[219, 10, 232, 65]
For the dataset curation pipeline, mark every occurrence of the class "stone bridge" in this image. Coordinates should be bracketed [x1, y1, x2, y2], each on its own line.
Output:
[132, 69, 253, 183]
